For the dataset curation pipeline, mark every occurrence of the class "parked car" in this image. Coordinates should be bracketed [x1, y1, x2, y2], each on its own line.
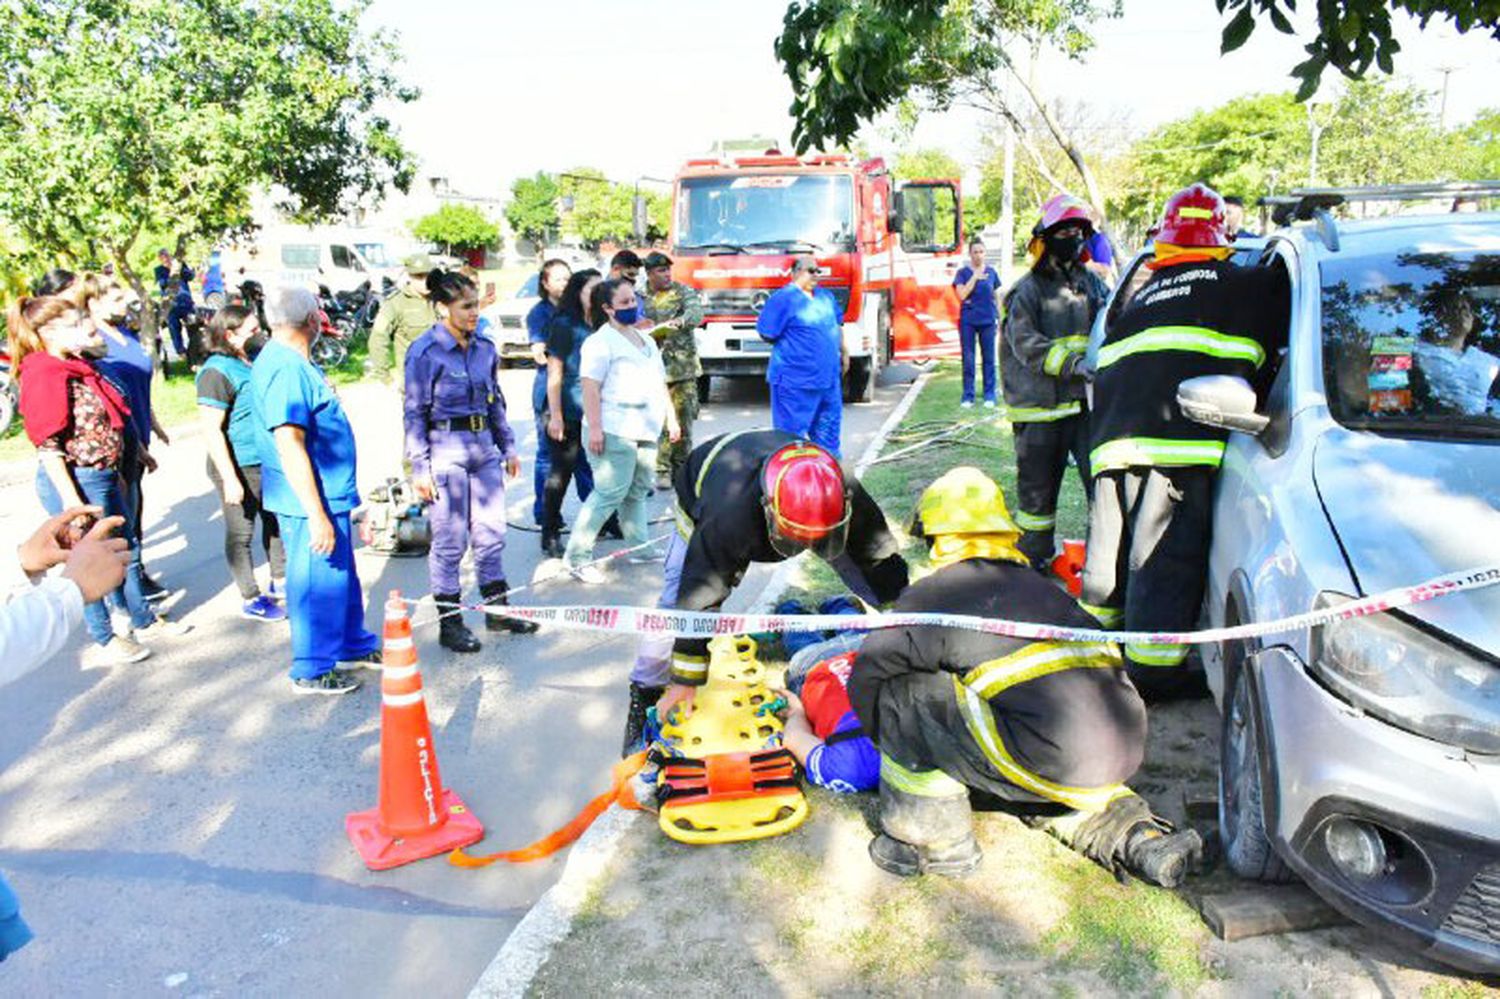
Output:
[481, 273, 540, 364]
[1092, 188, 1500, 974]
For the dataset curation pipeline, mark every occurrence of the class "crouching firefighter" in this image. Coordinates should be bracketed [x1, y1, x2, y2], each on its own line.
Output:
[627, 429, 909, 754]
[1081, 183, 1288, 699]
[1001, 193, 1109, 568]
[848, 467, 1202, 886]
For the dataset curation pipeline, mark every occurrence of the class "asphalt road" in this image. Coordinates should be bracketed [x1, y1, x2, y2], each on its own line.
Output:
[0, 365, 914, 997]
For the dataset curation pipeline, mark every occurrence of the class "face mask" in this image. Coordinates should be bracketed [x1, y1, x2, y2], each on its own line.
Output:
[244, 333, 268, 357]
[613, 306, 639, 326]
[1046, 232, 1086, 263]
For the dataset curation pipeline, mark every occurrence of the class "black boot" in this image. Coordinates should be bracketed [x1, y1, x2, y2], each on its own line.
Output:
[539, 528, 564, 558]
[480, 581, 539, 634]
[435, 593, 481, 653]
[1018, 529, 1056, 571]
[621, 682, 665, 757]
[869, 773, 982, 878]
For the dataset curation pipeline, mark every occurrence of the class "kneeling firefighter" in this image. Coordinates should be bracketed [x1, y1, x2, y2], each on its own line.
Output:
[627, 429, 909, 754]
[1001, 193, 1110, 568]
[848, 467, 1202, 885]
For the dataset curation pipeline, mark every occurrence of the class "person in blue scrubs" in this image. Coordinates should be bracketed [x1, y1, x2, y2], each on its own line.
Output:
[250, 286, 378, 695]
[755, 255, 847, 457]
[526, 259, 590, 527]
[952, 239, 1002, 408]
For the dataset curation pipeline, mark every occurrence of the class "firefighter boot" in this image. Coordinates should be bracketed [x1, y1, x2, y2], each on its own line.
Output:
[1122, 823, 1204, 889]
[869, 769, 982, 878]
[435, 594, 481, 654]
[481, 581, 539, 634]
[1017, 527, 1057, 571]
[621, 682, 665, 757]
[1034, 792, 1203, 888]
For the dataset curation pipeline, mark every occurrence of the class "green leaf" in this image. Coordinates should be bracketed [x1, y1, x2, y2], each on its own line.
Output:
[1221, 5, 1256, 52]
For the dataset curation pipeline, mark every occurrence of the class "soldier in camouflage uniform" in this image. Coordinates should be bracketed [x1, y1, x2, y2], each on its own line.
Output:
[369, 253, 438, 385]
[639, 252, 704, 489]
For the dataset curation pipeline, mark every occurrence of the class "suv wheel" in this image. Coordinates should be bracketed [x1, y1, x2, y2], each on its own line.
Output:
[1218, 653, 1295, 882]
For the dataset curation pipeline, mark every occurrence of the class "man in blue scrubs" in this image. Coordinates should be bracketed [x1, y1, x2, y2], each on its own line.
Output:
[756, 255, 847, 456]
[251, 286, 379, 695]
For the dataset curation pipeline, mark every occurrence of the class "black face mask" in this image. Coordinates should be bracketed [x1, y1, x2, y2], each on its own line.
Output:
[1045, 232, 1086, 263]
[245, 333, 268, 357]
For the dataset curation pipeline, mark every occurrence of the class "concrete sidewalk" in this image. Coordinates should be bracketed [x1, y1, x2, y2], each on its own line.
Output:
[0, 369, 910, 996]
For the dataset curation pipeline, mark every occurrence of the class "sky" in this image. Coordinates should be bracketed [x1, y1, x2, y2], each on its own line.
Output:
[363, 0, 1500, 201]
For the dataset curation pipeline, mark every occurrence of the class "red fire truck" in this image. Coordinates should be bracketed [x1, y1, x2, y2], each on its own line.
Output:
[669, 152, 965, 402]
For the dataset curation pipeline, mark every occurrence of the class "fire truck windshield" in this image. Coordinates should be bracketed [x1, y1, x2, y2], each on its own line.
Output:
[675, 175, 854, 254]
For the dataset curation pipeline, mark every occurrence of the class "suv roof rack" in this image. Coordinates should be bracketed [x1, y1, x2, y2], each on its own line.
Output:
[1257, 180, 1500, 251]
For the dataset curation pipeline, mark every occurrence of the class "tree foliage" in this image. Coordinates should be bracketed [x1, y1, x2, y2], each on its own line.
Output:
[0, 0, 415, 297]
[893, 147, 965, 183]
[1105, 78, 1469, 237]
[411, 203, 500, 251]
[1216, 0, 1500, 101]
[506, 172, 561, 251]
[1459, 108, 1500, 180]
[557, 169, 669, 247]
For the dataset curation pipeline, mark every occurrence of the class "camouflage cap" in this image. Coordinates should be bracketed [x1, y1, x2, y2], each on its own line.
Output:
[642, 251, 673, 271]
[403, 252, 435, 276]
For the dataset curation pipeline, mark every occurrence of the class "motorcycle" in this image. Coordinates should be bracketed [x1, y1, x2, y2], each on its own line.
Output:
[309, 308, 349, 370]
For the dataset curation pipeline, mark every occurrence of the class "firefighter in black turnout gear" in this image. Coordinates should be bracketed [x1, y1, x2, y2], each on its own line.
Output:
[1081, 183, 1289, 699]
[849, 467, 1202, 885]
[626, 429, 909, 754]
[1001, 193, 1110, 568]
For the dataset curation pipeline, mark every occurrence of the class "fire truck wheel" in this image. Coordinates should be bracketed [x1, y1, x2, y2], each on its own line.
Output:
[844, 356, 875, 404]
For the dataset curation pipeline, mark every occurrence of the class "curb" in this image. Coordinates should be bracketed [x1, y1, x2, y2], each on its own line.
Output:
[467, 372, 934, 997]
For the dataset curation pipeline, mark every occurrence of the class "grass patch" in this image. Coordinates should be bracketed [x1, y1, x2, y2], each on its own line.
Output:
[1421, 985, 1500, 999]
[1041, 848, 1214, 994]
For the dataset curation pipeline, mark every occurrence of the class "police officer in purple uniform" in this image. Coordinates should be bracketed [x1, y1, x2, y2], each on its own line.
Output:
[403, 269, 539, 652]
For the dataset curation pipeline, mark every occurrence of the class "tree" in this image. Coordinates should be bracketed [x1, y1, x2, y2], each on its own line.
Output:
[1216, 0, 1500, 102]
[0, 0, 414, 330]
[1458, 108, 1500, 180]
[1106, 79, 1464, 236]
[411, 204, 501, 255]
[776, 0, 1500, 209]
[558, 169, 635, 247]
[893, 148, 964, 183]
[776, 0, 1120, 212]
[506, 172, 561, 257]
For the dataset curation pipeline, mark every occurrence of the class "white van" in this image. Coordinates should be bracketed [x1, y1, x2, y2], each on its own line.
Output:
[224, 227, 405, 295]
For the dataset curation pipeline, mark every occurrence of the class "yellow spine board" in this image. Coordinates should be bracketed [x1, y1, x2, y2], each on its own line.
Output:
[657, 636, 810, 844]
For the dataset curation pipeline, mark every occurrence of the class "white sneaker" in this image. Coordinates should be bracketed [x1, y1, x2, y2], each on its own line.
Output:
[625, 548, 661, 564]
[135, 615, 193, 641]
[89, 635, 152, 666]
[569, 564, 607, 585]
[959, 400, 975, 409]
[983, 399, 997, 409]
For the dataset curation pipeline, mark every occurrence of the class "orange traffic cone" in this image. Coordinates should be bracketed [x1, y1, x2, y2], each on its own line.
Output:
[1051, 539, 1086, 598]
[346, 591, 484, 870]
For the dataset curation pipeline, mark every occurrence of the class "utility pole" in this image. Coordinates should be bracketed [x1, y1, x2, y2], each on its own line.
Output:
[1306, 101, 1326, 186]
[1436, 65, 1459, 130]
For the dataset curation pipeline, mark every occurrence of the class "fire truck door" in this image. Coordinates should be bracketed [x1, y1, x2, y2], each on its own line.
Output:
[891, 181, 963, 360]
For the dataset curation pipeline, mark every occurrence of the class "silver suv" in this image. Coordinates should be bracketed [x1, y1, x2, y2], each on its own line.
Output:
[1097, 185, 1500, 973]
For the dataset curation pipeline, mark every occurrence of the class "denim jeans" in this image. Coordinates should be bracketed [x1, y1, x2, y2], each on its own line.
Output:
[959, 321, 998, 403]
[564, 431, 655, 567]
[35, 464, 155, 645]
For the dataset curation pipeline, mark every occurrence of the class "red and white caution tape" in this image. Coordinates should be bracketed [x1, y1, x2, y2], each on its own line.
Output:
[418, 563, 1500, 648]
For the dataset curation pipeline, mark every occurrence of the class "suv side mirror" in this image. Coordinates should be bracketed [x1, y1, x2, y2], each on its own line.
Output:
[1177, 375, 1269, 435]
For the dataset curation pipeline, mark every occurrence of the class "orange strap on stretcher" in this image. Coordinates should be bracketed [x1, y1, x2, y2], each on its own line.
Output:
[448, 751, 647, 868]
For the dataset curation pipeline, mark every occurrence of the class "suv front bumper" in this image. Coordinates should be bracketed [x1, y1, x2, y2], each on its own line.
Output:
[1251, 647, 1500, 974]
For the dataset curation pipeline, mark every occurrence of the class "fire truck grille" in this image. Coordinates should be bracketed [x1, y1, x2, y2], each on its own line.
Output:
[702, 285, 851, 317]
[1443, 863, 1500, 945]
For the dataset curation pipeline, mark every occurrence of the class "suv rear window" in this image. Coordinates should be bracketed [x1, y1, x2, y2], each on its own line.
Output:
[1320, 249, 1500, 437]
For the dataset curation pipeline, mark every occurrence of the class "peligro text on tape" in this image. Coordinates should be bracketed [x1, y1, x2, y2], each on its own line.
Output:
[437, 563, 1500, 647]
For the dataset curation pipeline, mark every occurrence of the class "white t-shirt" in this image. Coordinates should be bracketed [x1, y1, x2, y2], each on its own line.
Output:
[579, 324, 669, 441]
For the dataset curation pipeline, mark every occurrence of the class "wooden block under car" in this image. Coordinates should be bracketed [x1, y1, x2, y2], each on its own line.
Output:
[1196, 884, 1350, 942]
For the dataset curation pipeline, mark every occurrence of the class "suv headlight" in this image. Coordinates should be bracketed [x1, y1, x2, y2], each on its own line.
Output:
[1310, 593, 1500, 754]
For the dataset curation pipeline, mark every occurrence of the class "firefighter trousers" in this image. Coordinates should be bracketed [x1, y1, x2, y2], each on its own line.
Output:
[1012, 414, 1091, 568]
[1079, 466, 1215, 700]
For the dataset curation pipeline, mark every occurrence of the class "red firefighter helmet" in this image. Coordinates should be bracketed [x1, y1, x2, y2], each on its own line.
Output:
[1033, 193, 1094, 237]
[760, 441, 852, 559]
[1156, 183, 1229, 249]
